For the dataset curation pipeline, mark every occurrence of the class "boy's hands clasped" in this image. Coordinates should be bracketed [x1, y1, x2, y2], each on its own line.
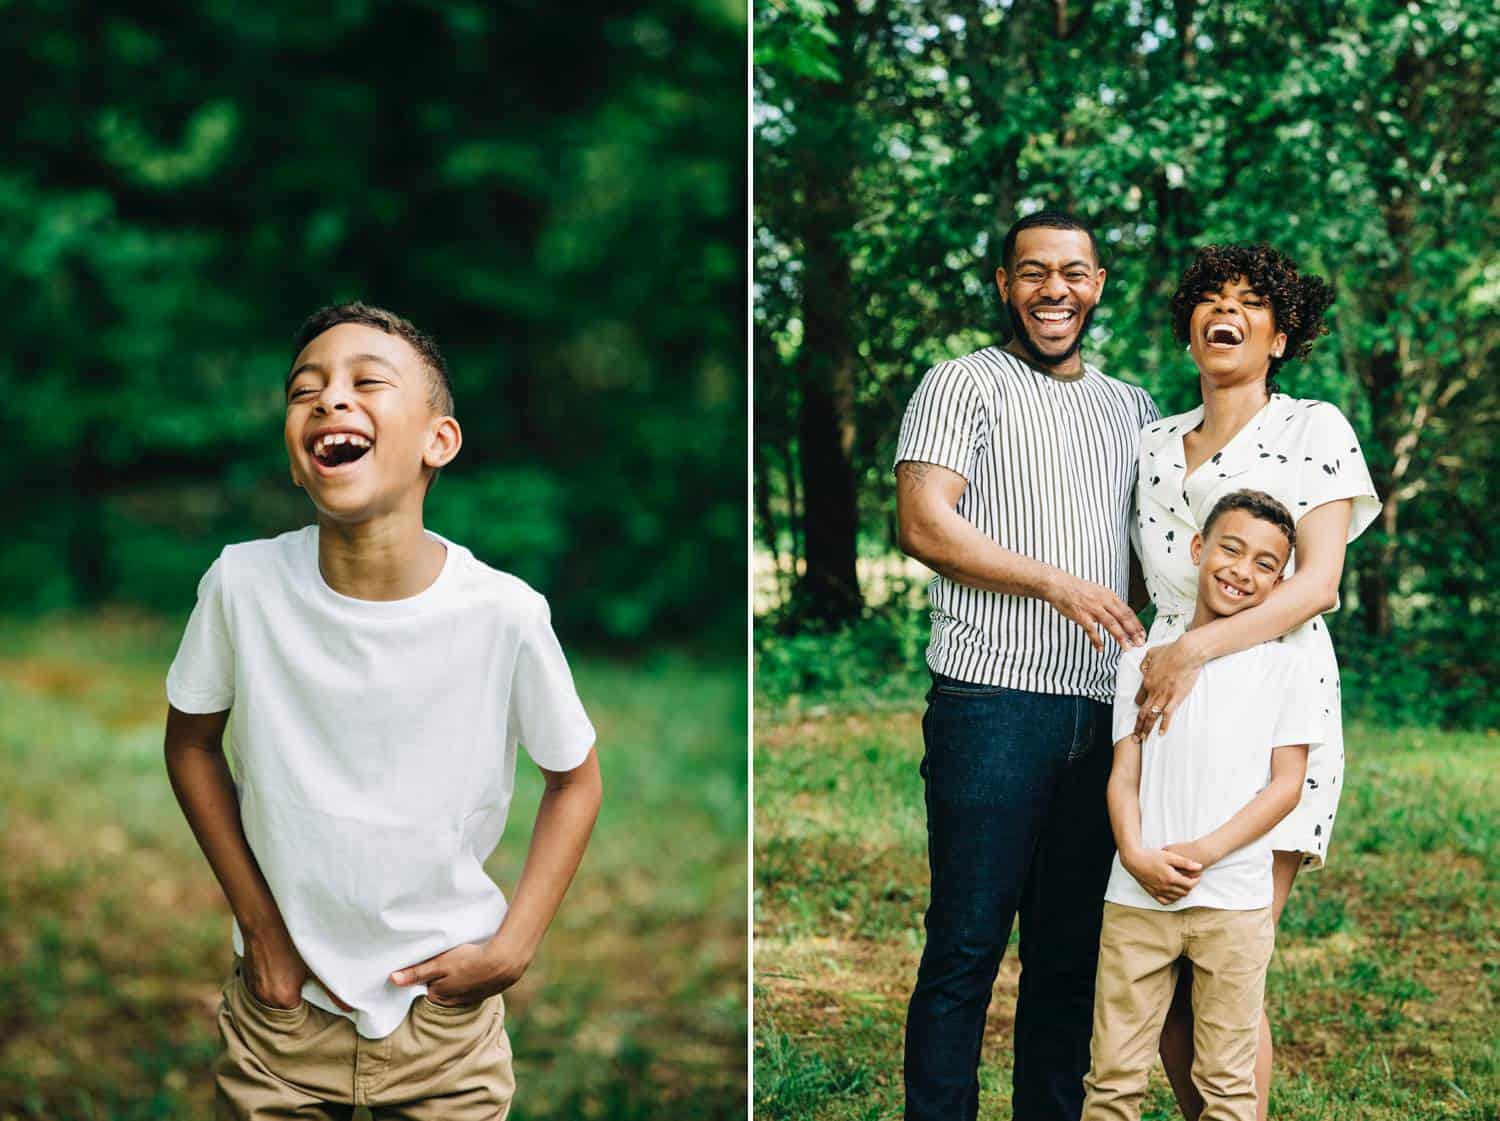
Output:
[1120, 844, 1204, 906]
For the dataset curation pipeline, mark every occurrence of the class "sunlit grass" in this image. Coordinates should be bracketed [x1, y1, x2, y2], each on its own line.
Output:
[754, 701, 1500, 1120]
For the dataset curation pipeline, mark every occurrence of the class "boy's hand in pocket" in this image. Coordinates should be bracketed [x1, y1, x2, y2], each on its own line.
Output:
[391, 937, 530, 1007]
[244, 927, 351, 1010]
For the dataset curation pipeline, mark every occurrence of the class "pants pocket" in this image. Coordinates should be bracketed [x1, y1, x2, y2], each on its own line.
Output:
[232, 959, 310, 1026]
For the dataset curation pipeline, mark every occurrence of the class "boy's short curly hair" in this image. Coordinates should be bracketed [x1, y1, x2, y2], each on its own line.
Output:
[1202, 488, 1296, 556]
[291, 302, 455, 418]
[1169, 245, 1334, 393]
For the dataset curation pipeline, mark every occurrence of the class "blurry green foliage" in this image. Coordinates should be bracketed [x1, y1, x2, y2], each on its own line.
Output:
[0, 0, 746, 648]
[754, 0, 1497, 724]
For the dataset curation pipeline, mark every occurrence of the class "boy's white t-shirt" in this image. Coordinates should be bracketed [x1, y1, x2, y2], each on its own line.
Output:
[166, 525, 595, 1038]
[1106, 640, 1323, 912]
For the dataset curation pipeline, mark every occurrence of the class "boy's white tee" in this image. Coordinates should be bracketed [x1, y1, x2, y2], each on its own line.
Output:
[166, 525, 595, 1038]
[1107, 640, 1322, 912]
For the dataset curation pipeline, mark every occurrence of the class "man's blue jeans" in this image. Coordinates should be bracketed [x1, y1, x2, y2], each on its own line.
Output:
[904, 674, 1116, 1121]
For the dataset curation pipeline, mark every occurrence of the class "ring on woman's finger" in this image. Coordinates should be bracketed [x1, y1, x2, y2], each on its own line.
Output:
[1150, 705, 1163, 715]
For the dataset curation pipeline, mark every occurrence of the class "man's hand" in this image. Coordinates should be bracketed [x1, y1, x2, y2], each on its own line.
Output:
[391, 937, 530, 1007]
[1120, 845, 1202, 906]
[1133, 634, 1207, 737]
[1042, 570, 1146, 653]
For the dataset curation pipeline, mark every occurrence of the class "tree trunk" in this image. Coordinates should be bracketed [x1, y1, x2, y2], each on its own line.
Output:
[794, 192, 862, 623]
[788, 0, 863, 626]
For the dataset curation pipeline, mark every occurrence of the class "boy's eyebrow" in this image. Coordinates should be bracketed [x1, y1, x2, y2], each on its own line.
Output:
[285, 353, 401, 393]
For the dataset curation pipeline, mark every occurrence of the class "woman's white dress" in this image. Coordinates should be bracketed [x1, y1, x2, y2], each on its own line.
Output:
[1133, 393, 1381, 868]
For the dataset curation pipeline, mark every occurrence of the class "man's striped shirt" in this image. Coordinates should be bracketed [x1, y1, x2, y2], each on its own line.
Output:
[894, 346, 1160, 702]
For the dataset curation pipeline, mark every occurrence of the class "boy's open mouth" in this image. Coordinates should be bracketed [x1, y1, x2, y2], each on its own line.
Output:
[310, 431, 374, 469]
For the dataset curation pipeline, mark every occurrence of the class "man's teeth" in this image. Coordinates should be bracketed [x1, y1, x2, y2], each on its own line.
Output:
[1217, 579, 1247, 598]
[1034, 309, 1075, 322]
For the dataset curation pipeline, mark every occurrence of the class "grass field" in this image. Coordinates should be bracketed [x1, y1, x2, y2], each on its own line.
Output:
[754, 693, 1500, 1120]
[0, 611, 747, 1121]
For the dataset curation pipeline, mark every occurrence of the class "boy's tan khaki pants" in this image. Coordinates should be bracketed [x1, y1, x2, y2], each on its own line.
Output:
[1081, 902, 1275, 1121]
[215, 958, 515, 1120]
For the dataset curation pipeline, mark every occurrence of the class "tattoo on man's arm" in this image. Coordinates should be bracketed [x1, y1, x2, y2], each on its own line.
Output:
[897, 461, 933, 494]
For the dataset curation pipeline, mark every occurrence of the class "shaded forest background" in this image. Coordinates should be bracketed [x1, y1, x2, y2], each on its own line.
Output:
[0, 3, 748, 1118]
[0, 0, 745, 649]
[754, 0, 1497, 727]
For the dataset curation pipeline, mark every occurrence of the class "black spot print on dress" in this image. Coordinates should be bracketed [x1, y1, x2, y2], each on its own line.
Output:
[1151, 475, 1160, 486]
[1306, 778, 1319, 789]
[1165, 531, 1175, 541]
[1321, 463, 1335, 475]
[1314, 824, 1322, 836]
[1211, 452, 1222, 464]
[1277, 454, 1288, 463]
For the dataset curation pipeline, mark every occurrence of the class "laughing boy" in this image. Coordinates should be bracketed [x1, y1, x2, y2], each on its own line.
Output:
[1081, 490, 1319, 1121]
[164, 302, 601, 1119]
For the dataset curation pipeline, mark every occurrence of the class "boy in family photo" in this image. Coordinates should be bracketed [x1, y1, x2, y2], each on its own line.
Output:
[164, 302, 602, 1119]
[1082, 489, 1320, 1121]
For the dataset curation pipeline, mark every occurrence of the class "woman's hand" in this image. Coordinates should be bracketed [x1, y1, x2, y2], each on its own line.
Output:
[1133, 632, 1208, 738]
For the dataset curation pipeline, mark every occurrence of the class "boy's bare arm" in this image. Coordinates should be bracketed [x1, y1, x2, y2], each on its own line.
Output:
[164, 705, 329, 1009]
[391, 746, 603, 1005]
[1168, 744, 1309, 868]
[1107, 735, 1202, 905]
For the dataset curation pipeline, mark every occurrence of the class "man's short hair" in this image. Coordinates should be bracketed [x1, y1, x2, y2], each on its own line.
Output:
[1202, 489, 1297, 555]
[291, 302, 455, 419]
[1001, 210, 1101, 271]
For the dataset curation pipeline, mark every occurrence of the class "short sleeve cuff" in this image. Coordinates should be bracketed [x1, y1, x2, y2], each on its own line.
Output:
[525, 719, 597, 773]
[165, 680, 233, 713]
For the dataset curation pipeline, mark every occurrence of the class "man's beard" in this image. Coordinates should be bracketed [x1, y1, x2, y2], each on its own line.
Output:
[1005, 299, 1097, 367]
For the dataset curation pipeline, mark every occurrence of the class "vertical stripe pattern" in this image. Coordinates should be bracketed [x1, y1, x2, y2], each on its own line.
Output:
[894, 346, 1160, 702]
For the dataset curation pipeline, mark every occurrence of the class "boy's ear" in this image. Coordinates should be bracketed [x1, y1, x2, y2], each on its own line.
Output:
[1189, 532, 1204, 565]
[424, 415, 462, 470]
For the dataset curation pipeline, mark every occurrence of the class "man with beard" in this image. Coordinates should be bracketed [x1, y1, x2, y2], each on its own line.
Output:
[894, 211, 1160, 1121]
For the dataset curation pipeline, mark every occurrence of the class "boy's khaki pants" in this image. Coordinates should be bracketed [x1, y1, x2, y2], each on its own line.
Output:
[215, 958, 515, 1120]
[1081, 902, 1275, 1121]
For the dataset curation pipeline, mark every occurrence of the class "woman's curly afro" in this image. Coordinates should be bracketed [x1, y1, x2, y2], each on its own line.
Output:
[1169, 244, 1335, 392]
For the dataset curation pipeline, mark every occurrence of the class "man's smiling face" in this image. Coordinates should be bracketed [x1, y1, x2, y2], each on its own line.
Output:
[996, 227, 1106, 369]
[284, 322, 458, 522]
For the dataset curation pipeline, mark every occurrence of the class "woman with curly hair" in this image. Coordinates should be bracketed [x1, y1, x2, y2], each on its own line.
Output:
[1128, 245, 1380, 1119]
